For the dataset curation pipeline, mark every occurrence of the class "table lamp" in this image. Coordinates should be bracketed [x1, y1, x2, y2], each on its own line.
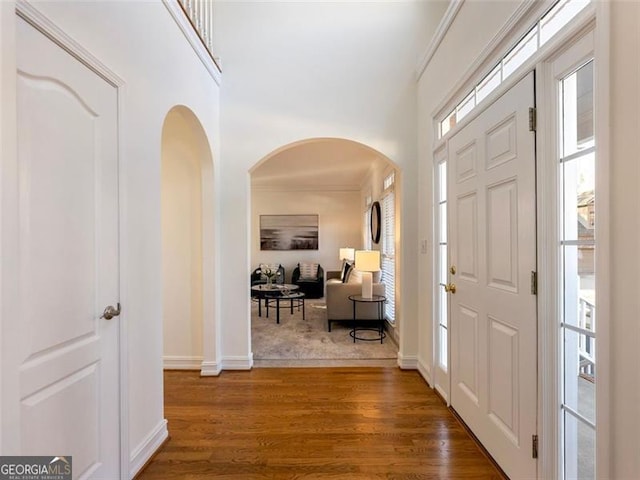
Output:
[354, 250, 380, 299]
[339, 247, 355, 262]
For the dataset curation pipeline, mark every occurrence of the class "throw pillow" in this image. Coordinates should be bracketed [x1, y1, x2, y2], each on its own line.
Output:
[347, 268, 363, 284]
[340, 261, 351, 282]
[372, 270, 382, 283]
[299, 262, 319, 280]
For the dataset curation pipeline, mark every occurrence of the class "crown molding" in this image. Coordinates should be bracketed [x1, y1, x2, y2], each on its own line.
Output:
[416, 0, 464, 82]
[162, 0, 221, 86]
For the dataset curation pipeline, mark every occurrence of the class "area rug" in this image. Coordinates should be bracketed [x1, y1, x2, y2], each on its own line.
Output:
[251, 298, 398, 360]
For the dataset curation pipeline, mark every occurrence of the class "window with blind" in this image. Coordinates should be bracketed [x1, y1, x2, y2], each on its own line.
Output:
[381, 173, 396, 323]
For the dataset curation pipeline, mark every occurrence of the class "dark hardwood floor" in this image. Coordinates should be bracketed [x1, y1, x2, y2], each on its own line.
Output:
[137, 368, 505, 479]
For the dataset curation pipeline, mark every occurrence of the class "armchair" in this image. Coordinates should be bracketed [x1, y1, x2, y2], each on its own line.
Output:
[292, 263, 324, 299]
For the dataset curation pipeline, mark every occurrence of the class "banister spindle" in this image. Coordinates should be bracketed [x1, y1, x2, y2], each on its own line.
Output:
[196, 0, 202, 32]
[202, 0, 209, 45]
[186, 0, 193, 20]
[176, 0, 218, 68]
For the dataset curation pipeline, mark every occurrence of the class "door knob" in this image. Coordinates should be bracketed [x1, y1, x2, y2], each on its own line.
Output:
[100, 303, 121, 320]
[444, 283, 457, 294]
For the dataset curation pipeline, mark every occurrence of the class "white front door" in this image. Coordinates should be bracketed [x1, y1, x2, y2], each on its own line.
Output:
[4, 17, 120, 478]
[448, 72, 537, 479]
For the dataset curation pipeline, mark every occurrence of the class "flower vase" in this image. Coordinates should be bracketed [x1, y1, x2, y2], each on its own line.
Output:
[266, 276, 273, 289]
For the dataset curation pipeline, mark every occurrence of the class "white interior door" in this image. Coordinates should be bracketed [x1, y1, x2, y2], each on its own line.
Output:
[448, 72, 537, 479]
[7, 17, 120, 478]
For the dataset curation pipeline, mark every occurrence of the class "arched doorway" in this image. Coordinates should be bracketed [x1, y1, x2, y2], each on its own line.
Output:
[161, 106, 216, 374]
[249, 137, 401, 365]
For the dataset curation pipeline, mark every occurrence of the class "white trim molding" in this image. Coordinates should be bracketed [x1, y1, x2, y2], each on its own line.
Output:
[397, 352, 418, 370]
[416, 357, 433, 387]
[434, 384, 449, 405]
[593, 2, 611, 477]
[221, 355, 253, 370]
[163, 355, 204, 370]
[162, 0, 221, 86]
[200, 360, 222, 376]
[416, 0, 464, 81]
[16, 0, 124, 88]
[129, 419, 168, 479]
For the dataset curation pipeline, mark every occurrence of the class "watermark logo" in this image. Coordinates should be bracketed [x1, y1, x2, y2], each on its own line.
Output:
[0, 456, 72, 480]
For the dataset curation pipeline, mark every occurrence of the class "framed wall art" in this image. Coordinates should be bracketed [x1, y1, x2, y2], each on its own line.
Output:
[260, 214, 319, 251]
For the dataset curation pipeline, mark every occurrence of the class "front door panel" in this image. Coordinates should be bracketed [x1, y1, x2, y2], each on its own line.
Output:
[448, 72, 537, 479]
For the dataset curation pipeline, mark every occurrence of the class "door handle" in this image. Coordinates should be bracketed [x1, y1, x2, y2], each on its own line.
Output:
[443, 283, 457, 294]
[100, 303, 121, 320]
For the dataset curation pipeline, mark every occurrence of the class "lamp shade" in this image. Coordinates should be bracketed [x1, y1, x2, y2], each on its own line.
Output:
[354, 250, 380, 272]
[339, 247, 355, 261]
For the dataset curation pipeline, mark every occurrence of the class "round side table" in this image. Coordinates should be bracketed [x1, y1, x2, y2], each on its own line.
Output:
[347, 294, 387, 343]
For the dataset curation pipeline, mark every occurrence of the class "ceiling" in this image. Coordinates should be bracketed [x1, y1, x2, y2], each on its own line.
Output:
[250, 139, 389, 190]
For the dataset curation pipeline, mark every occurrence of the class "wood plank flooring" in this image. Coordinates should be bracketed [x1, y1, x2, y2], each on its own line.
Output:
[137, 368, 505, 479]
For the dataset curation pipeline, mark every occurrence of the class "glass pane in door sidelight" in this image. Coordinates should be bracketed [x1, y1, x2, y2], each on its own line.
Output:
[560, 59, 596, 480]
[564, 411, 595, 480]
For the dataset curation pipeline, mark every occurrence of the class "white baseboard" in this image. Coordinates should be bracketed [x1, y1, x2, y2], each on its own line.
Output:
[221, 354, 253, 370]
[163, 355, 203, 370]
[434, 384, 449, 405]
[129, 419, 168, 478]
[397, 352, 418, 369]
[417, 357, 433, 387]
[200, 360, 222, 376]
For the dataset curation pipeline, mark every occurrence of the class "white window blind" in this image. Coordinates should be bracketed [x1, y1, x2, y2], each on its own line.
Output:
[381, 182, 395, 323]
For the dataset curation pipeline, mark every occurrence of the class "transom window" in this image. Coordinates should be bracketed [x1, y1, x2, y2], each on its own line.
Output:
[438, 0, 591, 139]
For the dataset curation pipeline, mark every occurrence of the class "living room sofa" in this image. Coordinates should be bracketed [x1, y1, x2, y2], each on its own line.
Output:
[326, 271, 385, 332]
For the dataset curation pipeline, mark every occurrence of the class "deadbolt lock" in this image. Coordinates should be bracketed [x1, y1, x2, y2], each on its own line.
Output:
[450, 265, 457, 275]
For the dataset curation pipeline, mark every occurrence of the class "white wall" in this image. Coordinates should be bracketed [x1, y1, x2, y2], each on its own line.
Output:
[214, 2, 432, 368]
[0, 1, 220, 475]
[251, 188, 361, 282]
[162, 108, 205, 367]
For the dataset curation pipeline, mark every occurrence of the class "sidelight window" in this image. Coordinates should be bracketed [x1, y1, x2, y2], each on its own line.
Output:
[559, 59, 595, 480]
[435, 159, 448, 369]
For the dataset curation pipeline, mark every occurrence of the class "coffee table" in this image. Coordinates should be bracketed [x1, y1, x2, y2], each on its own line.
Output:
[264, 291, 306, 324]
[251, 283, 299, 317]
